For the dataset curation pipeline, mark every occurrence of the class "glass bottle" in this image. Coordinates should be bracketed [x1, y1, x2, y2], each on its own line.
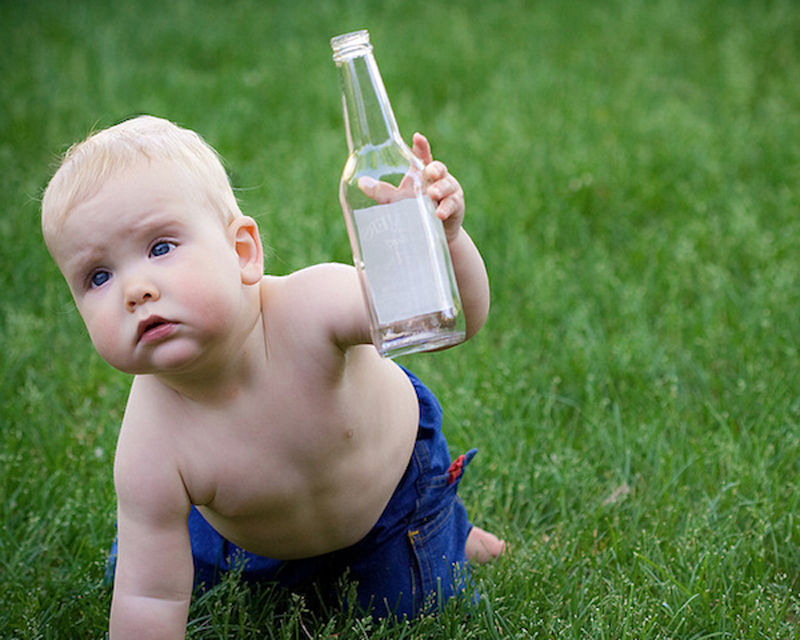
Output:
[330, 29, 465, 358]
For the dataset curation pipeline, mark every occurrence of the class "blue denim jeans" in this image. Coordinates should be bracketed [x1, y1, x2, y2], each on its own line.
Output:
[109, 366, 477, 619]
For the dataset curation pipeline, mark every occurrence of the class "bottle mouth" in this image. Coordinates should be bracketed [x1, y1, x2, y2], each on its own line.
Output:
[331, 29, 372, 62]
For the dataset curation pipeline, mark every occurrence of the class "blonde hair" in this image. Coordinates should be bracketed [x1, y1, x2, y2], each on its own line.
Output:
[41, 115, 241, 245]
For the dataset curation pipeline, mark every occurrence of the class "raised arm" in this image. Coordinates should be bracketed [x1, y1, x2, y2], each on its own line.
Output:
[413, 133, 489, 339]
[110, 436, 194, 639]
[441, 223, 490, 340]
[279, 134, 488, 359]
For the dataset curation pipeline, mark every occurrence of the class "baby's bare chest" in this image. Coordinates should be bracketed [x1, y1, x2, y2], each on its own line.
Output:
[142, 359, 419, 557]
[180, 385, 364, 504]
[183, 369, 413, 501]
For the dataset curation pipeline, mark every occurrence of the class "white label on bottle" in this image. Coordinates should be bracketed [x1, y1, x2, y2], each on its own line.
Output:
[354, 198, 451, 325]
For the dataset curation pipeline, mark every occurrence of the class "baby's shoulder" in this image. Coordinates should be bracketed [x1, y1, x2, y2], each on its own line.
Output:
[114, 380, 189, 509]
[260, 262, 365, 337]
[117, 377, 184, 457]
[260, 263, 357, 304]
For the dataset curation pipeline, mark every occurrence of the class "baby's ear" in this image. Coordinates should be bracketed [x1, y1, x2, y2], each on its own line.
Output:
[228, 217, 264, 285]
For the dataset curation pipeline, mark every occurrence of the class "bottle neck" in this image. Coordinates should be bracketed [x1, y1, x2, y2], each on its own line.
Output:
[334, 44, 401, 152]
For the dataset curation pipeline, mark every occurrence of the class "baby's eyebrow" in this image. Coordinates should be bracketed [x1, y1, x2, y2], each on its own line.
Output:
[130, 209, 184, 237]
[67, 242, 105, 271]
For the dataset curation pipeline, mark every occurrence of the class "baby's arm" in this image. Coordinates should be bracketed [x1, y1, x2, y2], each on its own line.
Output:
[278, 135, 488, 355]
[414, 134, 489, 339]
[109, 443, 194, 639]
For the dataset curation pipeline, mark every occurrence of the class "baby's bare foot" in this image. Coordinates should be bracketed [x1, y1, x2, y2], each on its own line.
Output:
[465, 526, 506, 564]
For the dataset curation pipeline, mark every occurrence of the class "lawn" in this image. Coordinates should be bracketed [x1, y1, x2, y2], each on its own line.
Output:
[2, 0, 800, 637]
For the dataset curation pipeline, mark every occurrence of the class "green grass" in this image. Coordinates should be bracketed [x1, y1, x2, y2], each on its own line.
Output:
[3, 0, 800, 637]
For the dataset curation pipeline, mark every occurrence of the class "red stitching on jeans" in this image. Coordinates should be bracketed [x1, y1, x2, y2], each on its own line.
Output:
[447, 454, 466, 484]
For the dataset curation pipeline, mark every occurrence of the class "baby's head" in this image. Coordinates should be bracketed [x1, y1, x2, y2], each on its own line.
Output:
[41, 116, 265, 376]
[42, 115, 242, 254]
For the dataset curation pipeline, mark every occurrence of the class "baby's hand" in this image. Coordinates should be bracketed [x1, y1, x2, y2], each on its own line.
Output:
[357, 133, 466, 243]
[412, 133, 465, 242]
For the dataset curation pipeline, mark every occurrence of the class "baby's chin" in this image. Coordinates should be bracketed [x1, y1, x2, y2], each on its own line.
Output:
[101, 345, 204, 378]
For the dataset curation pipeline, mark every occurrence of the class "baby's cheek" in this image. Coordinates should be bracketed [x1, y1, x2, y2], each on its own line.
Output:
[89, 322, 125, 369]
[189, 280, 240, 329]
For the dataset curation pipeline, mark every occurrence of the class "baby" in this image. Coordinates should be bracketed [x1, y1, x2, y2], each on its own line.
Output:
[41, 115, 504, 637]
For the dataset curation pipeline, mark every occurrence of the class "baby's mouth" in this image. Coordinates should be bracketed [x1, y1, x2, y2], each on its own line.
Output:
[137, 316, 175, 343]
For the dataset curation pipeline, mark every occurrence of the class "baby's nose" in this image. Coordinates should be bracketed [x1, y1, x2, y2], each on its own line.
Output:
[125, 280, 159, 309]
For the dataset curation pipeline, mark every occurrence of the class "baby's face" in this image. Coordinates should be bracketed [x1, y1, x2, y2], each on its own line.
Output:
[51, 160, 246, 375]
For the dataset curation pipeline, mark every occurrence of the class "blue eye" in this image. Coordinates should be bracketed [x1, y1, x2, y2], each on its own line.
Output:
[90, 270, 111, 288]
[150, 241, 175, 257]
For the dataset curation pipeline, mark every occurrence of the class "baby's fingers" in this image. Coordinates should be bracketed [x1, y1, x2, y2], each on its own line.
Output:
[435, 191, 465, 222]
[430, 175, 464, 223]
[424, 162, 452, 195]
[358, 176, 400, 204]
[411, 132, 434, 166]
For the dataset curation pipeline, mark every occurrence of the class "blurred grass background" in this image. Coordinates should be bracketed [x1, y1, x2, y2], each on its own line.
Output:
[2, 0, 800, 637]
